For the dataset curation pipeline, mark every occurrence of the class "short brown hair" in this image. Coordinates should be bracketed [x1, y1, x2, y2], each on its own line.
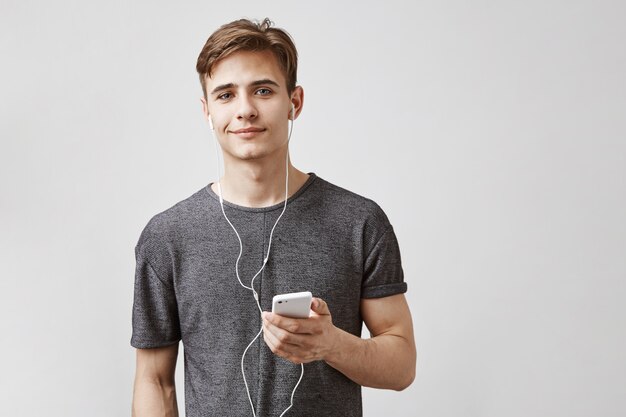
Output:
[196, 18, 298, 99]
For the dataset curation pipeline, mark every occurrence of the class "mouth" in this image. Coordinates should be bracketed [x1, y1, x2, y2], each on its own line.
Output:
[230, 127, 266, 137]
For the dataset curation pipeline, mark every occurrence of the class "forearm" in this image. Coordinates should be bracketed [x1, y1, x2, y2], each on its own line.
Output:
[324, 327, 416, 391]
[132, 378, 179, 417]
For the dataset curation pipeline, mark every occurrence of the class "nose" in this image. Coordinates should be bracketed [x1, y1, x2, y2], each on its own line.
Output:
[236, 94, 258, 121]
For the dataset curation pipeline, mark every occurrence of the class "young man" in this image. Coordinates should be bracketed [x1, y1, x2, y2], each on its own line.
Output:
[131, 18, 416, 417]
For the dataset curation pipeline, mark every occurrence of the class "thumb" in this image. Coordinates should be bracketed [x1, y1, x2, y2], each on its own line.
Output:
[311, 297, 330, 316]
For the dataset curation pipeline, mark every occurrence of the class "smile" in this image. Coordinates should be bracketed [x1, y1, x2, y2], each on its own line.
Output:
[231, 127, 265, 133]
[229, 127, 266, 139]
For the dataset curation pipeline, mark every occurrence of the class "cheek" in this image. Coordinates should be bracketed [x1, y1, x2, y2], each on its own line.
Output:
[213, 116, 230, 135]
[206, 105, 230, 130]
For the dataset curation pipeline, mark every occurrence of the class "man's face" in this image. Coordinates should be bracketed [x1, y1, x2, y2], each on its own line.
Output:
[201, 50, 303, 163]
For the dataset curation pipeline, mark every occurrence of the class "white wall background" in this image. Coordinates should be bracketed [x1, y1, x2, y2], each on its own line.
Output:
[1, 0, 625, 416]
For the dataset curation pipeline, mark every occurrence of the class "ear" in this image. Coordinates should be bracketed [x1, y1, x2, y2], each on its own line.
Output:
[200, 97, 210, 121]
[290, 86, 304, 120]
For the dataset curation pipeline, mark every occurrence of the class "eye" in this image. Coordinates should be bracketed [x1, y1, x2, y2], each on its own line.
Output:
[217, 92, 232, 100]
[255, 88, 272, 96]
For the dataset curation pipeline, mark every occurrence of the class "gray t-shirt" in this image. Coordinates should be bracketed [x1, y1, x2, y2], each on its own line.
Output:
[131, 174, 406, 416]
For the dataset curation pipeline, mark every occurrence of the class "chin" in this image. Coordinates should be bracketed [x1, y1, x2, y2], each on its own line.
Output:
[223, 141, 287, 162]
[233, 148, 271, 161]
[236, 144, 286, 161]
[238, 153, 266, 161]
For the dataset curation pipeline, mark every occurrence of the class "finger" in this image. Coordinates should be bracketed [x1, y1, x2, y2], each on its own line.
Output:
[264, 314, 314, 335]
[263, 329, 285, 355]
[263, 331, 296, 362]
[311, 297, 330, 315]
[263, 323, 303, 358]
[263, 319, 305, 348]
[262, 330, 311, 365]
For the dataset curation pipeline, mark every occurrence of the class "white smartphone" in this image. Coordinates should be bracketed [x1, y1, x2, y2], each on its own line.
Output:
[271, 291, 312, 318]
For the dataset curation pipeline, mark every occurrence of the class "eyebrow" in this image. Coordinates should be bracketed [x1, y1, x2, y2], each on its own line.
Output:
[210, 79, 281, 95]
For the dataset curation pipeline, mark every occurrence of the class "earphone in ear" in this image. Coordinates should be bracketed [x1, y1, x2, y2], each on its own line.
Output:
[208, 115, 214, 130]
[290, 104, 295, 120]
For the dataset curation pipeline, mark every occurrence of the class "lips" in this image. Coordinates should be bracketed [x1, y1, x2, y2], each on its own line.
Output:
[230, 126, 266, 139]
[231, 127, 265, 134]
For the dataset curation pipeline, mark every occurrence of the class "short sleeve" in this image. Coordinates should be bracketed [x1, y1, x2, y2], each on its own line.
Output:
[131, 227, 181, 348]
[361, 225, 407, 299]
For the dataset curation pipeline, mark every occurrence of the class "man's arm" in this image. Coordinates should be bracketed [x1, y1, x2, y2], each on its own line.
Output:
[326, 294, 416, 390]
[262, 294, 416, 391]
[132, 343, 180, 417]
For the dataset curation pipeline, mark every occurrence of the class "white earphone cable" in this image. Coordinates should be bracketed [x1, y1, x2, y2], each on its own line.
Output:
[209, 105, 304, 417]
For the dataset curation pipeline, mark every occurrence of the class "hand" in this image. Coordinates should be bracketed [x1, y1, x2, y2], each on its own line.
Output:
[262, 297, 339, 365]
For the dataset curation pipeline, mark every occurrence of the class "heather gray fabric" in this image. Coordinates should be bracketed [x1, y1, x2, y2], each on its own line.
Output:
[131, 174, 406, 417]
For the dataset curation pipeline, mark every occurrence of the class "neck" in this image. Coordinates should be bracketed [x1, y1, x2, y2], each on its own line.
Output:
[213, 150, 309, 208]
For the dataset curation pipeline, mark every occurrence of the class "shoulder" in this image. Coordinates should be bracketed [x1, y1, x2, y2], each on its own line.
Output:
[310, 175, 391, 229]
[136, 186, 209, 253]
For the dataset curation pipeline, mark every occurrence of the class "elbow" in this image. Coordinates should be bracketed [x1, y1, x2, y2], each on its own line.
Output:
[392, 368, 415, 391]
[393, 349, 416, 391]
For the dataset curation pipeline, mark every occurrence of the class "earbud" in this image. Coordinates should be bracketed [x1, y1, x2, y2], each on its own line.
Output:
[290, 104, 295, 120]
[208, 115, 214, 130]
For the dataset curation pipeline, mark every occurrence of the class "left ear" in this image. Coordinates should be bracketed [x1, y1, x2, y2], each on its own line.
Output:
[290, 86, 304, 120]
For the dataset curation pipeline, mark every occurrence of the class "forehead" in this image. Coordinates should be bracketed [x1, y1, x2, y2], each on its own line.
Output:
[207, 50, 287, 90]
